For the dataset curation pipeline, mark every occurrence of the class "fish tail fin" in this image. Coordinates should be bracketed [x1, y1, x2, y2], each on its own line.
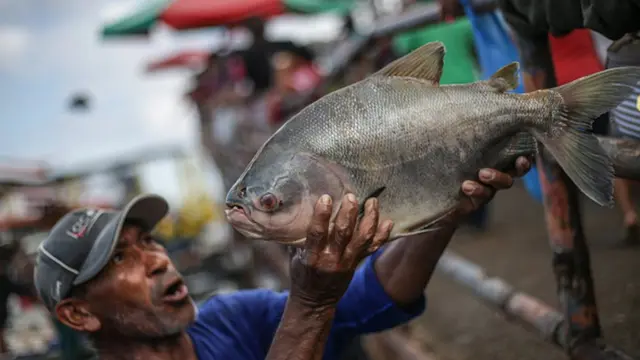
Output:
[534, 67, 640, 207]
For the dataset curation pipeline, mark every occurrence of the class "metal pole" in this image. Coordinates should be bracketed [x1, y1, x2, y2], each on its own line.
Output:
[537, 152, 603, 350]
[436, 252, 636, 360]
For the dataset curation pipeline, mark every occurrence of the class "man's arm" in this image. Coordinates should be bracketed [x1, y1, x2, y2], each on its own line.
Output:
[266, 298, 336, 360]
[266, 194, 391, 360]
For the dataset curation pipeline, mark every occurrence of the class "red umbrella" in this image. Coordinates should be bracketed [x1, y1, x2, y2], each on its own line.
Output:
[160, 0, 285, 30]
[145, 50, 210, 73]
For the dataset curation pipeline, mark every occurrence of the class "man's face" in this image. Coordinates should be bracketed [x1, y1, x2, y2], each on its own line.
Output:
[57, 224, 196, 338]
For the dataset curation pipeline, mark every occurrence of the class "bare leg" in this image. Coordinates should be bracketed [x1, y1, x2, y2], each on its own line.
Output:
[614, 178, 639, 244]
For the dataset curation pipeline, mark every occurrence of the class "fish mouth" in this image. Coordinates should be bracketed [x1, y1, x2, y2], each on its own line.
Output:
[225, 206, 265, 239]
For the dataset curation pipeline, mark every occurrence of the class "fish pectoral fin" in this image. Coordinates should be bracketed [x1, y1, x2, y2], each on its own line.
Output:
[490, 132, 538, 172]
[389, 225, 444, 241]
[372, 41, 445, 85]
[485, 62, 520, 92]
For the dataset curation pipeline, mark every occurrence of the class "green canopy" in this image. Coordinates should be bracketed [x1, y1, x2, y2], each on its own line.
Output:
[393, 17, 479, 85]
[101, 0, 173, 37]
[284, 0, 355, 14]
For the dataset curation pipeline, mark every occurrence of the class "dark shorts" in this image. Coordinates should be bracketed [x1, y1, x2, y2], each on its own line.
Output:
[0, 288, 9, 329]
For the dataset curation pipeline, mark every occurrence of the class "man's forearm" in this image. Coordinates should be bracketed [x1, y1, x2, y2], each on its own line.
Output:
[374, 224, 457, 306]
[266, 298, 336, 360]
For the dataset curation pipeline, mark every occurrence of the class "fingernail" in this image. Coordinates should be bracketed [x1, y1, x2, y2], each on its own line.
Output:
[346, 193, 356, 203]
[462, 182, 476, 194]
[479, 169, 494, 181]
[320, 195, 331, 205]
[386, 221, 393, 231]
[518, 157, 530, 168]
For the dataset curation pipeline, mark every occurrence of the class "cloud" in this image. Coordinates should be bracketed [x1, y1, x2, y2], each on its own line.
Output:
[0, 26, 30, 70]
[0, 0, 213, 169]
[99, 0, 138, 23]
[138, 82, 197, 143]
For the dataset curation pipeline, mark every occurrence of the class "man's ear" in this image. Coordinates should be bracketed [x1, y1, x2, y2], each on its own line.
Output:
[55, 299, 101, 332]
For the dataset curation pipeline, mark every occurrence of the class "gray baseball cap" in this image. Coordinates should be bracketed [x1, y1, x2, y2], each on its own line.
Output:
[34, 193, 169, 311]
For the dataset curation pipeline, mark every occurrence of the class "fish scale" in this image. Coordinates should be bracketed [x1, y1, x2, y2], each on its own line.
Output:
[225, 41, 640, 245]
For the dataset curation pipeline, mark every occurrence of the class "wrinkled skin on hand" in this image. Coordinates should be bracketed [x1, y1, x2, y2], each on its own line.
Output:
[289, 194, 393, 308]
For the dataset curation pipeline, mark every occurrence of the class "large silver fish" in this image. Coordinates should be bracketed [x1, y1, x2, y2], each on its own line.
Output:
[224, 41, 640, 245]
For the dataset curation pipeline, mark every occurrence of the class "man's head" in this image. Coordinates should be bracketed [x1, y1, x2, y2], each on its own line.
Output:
[34, 194, 196, 340]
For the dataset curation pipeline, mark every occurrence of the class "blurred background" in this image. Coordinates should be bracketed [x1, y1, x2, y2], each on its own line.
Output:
[1, 0, 639, 360]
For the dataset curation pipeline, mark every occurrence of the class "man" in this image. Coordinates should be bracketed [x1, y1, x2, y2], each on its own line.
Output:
[33, 161, 530, 360]
[238, 17, 315, 97]
[606, 33, 640, 244]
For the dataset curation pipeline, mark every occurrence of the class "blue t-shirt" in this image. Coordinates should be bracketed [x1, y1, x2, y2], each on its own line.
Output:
[187, 249, 426, 360]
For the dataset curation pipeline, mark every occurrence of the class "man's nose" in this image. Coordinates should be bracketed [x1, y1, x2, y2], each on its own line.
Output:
[145, 251, 170, 277]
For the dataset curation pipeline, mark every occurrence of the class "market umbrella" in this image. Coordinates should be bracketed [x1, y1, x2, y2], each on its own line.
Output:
[101, 0, 173, 37]
[100, 0, 359, 38]
[145, 50, 210, 72]
[161, 0, 285, 30]
[102, 0, 285, 37]
[283, 0, 355, 15]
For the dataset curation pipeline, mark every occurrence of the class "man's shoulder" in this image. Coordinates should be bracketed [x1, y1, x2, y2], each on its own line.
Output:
[187, 289, 289, 359]
[195, 288, 288, 322]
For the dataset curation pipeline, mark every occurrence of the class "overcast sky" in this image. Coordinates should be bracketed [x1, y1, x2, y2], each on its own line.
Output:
[0, 0, 342, 207]
[0, 0, 223, 168]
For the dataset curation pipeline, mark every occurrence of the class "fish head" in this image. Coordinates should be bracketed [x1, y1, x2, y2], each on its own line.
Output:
[225, 151, 347, 246]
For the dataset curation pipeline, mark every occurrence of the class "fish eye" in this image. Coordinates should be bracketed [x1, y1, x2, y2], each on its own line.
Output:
[259, 193, 280, 211]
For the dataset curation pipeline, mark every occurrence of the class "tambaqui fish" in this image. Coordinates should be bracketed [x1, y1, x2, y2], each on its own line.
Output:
[224, 41, 640, 245]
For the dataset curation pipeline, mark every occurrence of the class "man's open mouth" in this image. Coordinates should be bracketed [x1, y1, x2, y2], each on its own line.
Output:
[162, 277, 189, 304]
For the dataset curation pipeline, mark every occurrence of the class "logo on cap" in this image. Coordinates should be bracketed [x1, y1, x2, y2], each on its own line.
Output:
[66, 209, 103, 240]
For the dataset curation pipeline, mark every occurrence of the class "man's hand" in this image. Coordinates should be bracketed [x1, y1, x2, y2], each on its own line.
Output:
[266, 194, 392, 360]
[290, 193, 393, 308]
[457, 156, 532, 217]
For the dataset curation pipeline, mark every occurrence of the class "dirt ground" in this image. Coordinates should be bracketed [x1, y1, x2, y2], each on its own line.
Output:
[408, 179, 640, 360]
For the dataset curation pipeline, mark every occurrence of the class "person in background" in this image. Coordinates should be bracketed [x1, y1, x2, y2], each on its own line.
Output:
[440, 0, 640, 241]
[605, 33, 640, 244]
[0, 242, 35, 354]
[238, 17, 315, 97]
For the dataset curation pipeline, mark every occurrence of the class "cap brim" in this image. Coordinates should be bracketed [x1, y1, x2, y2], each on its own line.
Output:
[73, 194, 169, 285]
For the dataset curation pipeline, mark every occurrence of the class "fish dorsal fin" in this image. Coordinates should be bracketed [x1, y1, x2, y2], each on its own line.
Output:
[485, 62, 520, 92]
[373, 41, 445, 85]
